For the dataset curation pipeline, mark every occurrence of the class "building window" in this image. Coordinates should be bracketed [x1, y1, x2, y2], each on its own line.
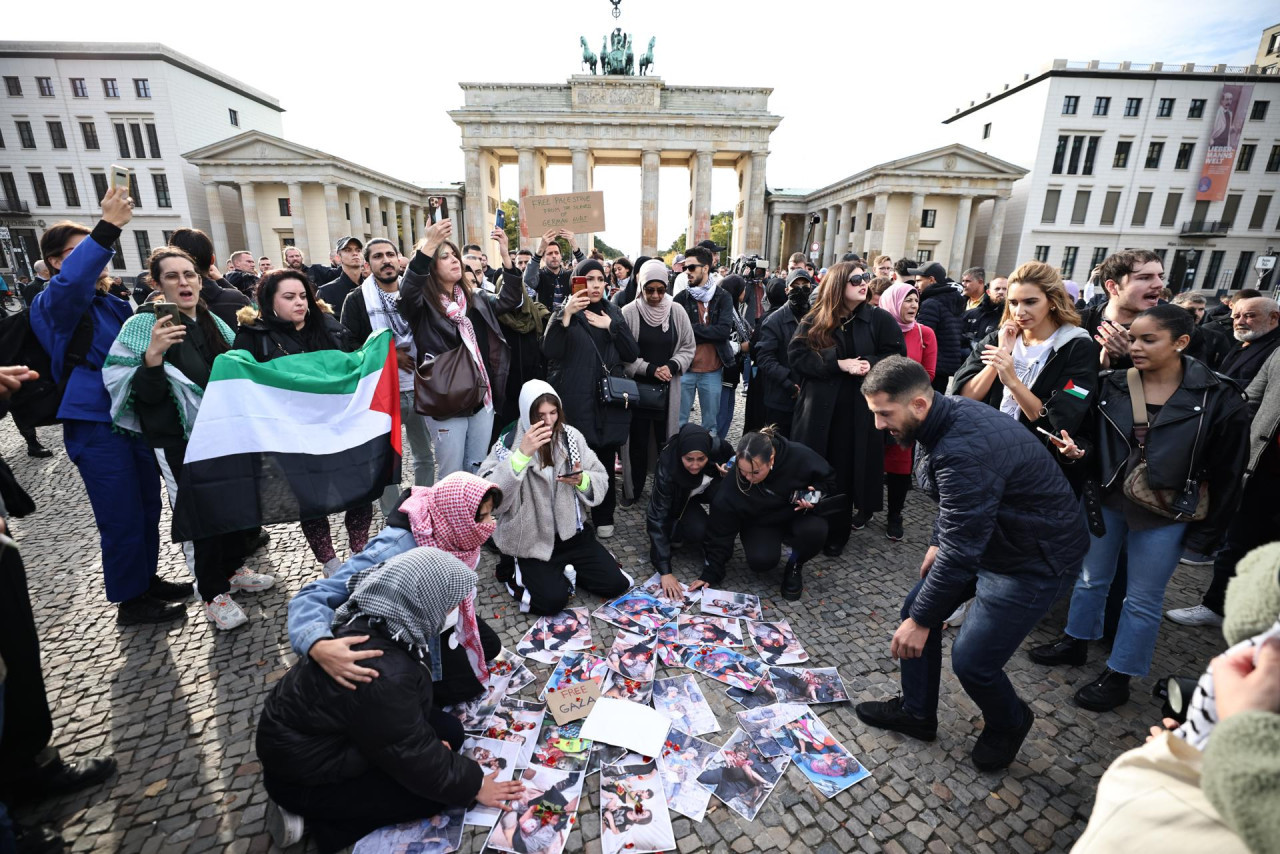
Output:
[129, 124, 145, 160]
[1052, 135, 1068, 174]
[46, 121, 66, 149]
[110, 239, 127, 271]
[1175, 142, 1195, 170]
[0, 127, 5, 148]
[1071, 190, 1091, 225]
[381, 211, 388, 227]
[1034, 245, 1050, 263]
[161, 230, 174, 245]
[364, 207, 370, 223]
[921, 209, 936, 228]
[59, 173, 79, 207]
[70, 78, 87, 98]
[1094, 96, 1110, 116]
[102, 78, 119, 98]
[29, 172, 50, 207]
[80, 121, 99, 150]
[152, 174, 171, 208]
[1236, 144, 1256, 172]
[127, 174, 142, 208]
[228, 108, 239, 127]
[1267, 145, 1280, 173]
[1144, 141, 1164, 169]
[344, 202, 351, 219]
[1188, 98, 1206, 119]
[1250, 101, 1269, 121]
[15, 121, 35, 149]
[36, 77, 53, 97]
[135, 231, 151, 263]
[1204, 251, 1225, 289]
[865, 213, 872, 230]
[1192, 199, 1210, 224]
[1113, 140, 1132, 168]
[916, 249, 932, 263]
[282, 237, 296, 247]
[1090, 247, 1109, 270]
[145, 123, 160, 158]
[1131, 191, 1152, 226]
[1062, 95, 1079, 115]
[133, 78, 151, 98]
[1124, 98, 1142, 117]
[1248, 195, 1272, 230]
[278, 198, 291, 217]
[1157, 98, 1175, 118]
[982, 122, 991, 139]
[4, 77, 21, 97]
[1221, 194, 1242, 227]
[90, 172, 108, 203]
[1231, 252, 1254, 289]
[1041, 189, 1062, 224]
[113, 123, 129, 158]
[0, 172, 18, 205]
[1068, 136, 1085, 174]
[1100, 190, 1122, 225]
[1083, 136, 1100, 175]
[1061, 247, 1079, 279]
[1160, 192, 1183, 227]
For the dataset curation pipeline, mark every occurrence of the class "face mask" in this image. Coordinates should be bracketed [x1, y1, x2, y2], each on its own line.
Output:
[788, 286, 811, 309]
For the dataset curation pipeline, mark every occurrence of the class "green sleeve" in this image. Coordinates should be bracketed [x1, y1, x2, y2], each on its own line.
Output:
[510, 449, 532, 474]
[577, 471, 591, 493]
[1202, 710, 1280, 854]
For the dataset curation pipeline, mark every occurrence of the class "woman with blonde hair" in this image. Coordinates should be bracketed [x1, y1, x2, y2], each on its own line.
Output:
[788, 261, 906, 554]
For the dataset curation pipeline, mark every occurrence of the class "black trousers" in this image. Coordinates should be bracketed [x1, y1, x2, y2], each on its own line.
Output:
[588, 443, 621, 527]
[676, 501, 712, 545]
[160, 445, 255, 602]
[263, 709, 465, 854]
[433, 618, 503, 708]
[499, 529, 631, 615]
[886, 473, 911, 518]
[628, 414, 668, 496]
[0, 546, 53, 791]
[1203, 470, 1280, 615]
[931, 374, 951, 394]
[740, 514, 828, 573]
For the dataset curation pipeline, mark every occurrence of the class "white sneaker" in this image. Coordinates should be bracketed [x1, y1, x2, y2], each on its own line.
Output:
[1165, 604, 1224, 627]
[321, 557, 343, 578]
[943, 601, 968, 628]
[266, 799, 305, 848]
[229, 567, 275, 593]
[597, 525, 615, 539]
[205, 593, 248, 630]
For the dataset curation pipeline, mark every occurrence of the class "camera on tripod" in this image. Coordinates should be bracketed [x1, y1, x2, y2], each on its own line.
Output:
[734, 254, 770, 278]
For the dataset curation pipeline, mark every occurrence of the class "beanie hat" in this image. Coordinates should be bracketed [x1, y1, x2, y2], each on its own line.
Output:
[639, 259, 670, 286]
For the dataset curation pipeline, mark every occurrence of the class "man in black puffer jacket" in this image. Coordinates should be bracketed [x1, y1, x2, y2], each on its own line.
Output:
[854, 357, 1086, 772]
[912, 262, 967, 392]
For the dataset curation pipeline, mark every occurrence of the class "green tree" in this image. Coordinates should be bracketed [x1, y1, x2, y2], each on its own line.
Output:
[500, 199, 520, 251]
[592, 235, 625, 258]
[665, 232, 687, 255]
[709, 211, 733, 258]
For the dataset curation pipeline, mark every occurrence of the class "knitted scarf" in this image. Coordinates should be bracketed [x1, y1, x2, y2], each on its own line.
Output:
[442, 284, 492, 409]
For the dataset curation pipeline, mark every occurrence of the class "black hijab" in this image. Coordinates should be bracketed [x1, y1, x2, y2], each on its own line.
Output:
[671, 423, 715, 489]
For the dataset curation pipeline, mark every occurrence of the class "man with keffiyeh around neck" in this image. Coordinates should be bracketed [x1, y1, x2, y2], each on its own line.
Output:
[672, 246, 736, 431]
[257, 547, 527, 852]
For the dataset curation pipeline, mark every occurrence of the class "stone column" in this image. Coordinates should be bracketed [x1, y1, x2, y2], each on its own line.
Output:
[767, 211, 782, 268]
[904, 192, 925, 261]
[640, 149, 660, 257]
[867, 193, 890, 259]
[852, 198, 868, 257]
[964, 199, 980, 268]
[949, 195, 974, 274]
[384, 196, 398, 241]
[745, 150, 767, 256]
[516, 148, 538, 249]
[366, 195, 382, 239]
[322, 183, 344, 262]
[397, 202, 411, 254]
[688, 150, 713, 247]
[286, 182, 313, 261]
[238, 182, 264, 260]
[347, 187, 362, 239]
[571, 147, 594, 254]
[822, 206, 839, 267]
[984, 196, 1009, 274]
[838, 201, 853, 256]
[414, 205, 427, 249]
[202, 182, 231, 261]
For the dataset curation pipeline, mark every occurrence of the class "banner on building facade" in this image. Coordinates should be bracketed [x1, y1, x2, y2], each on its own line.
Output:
[1197, 83, 1254, 202]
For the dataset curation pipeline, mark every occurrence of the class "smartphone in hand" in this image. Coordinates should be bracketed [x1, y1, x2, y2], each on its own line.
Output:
[154, 302, 181, 327]
[109, 164, 131, 192]
[495, 208, 506, 230]
[571, 276, 588, 294]
[1035, 426, 1068, 447]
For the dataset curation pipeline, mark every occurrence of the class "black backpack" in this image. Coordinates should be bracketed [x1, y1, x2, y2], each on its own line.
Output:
[0, 308, 95, 429]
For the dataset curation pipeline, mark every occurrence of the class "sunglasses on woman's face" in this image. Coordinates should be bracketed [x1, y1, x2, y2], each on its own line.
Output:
[847, 274, 871, 285]
[643, 285, 666, 295]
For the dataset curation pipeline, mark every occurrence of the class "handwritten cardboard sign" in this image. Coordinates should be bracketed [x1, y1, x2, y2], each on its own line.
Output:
[521, 191, 606, 235]
[546, 679, 602, 725]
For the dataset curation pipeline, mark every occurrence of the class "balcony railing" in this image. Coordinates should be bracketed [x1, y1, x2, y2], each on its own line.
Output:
[1181, 220, 1230, 236]
[0, 198, 30, 214]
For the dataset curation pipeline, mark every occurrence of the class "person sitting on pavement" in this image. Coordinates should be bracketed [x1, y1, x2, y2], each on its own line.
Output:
[256, 547, 526, 853]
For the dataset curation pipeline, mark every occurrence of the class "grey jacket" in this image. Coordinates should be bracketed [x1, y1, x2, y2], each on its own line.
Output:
[620, 299, 696, 438]
[1244, 347, 1280, 477]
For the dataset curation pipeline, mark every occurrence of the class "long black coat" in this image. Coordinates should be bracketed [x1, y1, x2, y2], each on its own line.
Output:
[753, 305, 802, 413]
[542, 300, 640, 448]
[788, 304, 905, 513]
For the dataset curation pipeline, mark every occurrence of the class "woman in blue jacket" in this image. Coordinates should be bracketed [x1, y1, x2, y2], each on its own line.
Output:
[29, 187, 188, 624]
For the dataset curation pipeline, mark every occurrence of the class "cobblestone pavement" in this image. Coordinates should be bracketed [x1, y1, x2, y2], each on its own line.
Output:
[4, 403, 1229, 854]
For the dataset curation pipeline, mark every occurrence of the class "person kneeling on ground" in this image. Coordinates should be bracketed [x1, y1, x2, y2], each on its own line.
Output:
[646, 423, 733, 601]
[479, 380, 632, 615]
[256, 547, 526, 852]
[286, 472, 503, 704]
[701, 426, 838, 602]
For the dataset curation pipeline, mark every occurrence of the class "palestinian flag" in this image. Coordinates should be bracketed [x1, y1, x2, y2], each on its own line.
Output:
[1063, 379, 1089, 400]
[172, 330, 401, 541]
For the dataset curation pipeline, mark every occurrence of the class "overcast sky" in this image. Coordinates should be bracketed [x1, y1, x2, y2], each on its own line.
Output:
[8, 0, 1275, 258]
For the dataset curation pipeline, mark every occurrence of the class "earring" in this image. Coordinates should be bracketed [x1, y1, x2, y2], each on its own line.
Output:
[1175, 348, 1183, 352]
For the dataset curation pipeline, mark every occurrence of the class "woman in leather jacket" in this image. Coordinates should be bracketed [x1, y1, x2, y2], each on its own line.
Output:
[1030, 305, 1249, 712]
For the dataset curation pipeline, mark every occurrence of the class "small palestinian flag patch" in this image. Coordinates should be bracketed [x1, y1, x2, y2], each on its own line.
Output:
[1063, 379, 1089, 399]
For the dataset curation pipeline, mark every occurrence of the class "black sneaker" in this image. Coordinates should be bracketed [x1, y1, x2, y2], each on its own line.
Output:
[116, 594, 187, 626]
[20, 756, 117, 803]
[886, 516, 904, 541]
[821, 542, 845, 558]
[855, 696, 937, 741]
[1074, 667, 1131, 712]
[850, 511, 871, 531]
[246, 530, 271, 554]
[26, 444, 53, 459]
[972, 701, 1035, 772]
[780, 558, 803, 601]
[12, 822, 64, 854]
[147, 575, 194, 602]
[1028, 635, 1088, 667]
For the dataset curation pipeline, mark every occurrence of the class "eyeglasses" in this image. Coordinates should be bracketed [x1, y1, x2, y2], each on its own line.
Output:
[643, 285, 666, 294]
[684, 263, 704, 271]
[847, 274, 871, 285]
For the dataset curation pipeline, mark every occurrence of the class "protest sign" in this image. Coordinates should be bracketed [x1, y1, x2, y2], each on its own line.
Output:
[522, 191, 606, 234]
[547, 679, 602, 725]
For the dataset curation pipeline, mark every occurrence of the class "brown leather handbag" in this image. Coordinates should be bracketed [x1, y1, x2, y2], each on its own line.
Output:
[1121, 368, 1209, 521]
[413, 347, 488, 419]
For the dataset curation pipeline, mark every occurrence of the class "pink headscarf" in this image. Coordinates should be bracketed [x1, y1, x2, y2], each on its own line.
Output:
[880, 283, 919, 333]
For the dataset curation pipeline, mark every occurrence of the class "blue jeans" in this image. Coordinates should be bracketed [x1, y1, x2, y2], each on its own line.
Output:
[679, 369, 721, 430]
[900, 568, 1078, 729]
[1065, 505, 1187, 677]
[426, 406, 495, 479]
[380, 391, 437, 516]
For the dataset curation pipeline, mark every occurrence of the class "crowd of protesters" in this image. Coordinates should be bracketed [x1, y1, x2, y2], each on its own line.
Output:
[0, 186, 1277, 853]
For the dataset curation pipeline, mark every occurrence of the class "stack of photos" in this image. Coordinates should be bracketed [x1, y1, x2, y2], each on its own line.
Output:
[700, 588, 763, 621]
[352, 810, 465, 854]
[517, 608, 594, 664]
[599, 760, 676, 854]
[539, 652, 609, 701]
[637, 573, 702, 611]
[594, 591, 678, 634]
[726, 673, 780, 710]
[484, 766, 585, 854]
[745, 621, 809, 666]
[768, 667, 851, 704]
[605, 630, 657, 682]
[775, 713, 871, 797]
[654, 622, 682, 668]
[487, 649, 537, 691]
[651, 676, 720, 736]
[530, 716, 594, 772]
[602, 672, 654, 704]
[680, 646, 766, 691]
[695, 729, 789, 821]
[657, 730, 720, 822]
[675, 614, 744, 648]
[460, 737, 523, 827]
[480, 698, 546, 768]
[736, 704, 810, 757]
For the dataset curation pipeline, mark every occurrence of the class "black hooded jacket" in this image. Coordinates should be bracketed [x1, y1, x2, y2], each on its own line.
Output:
[645, 426, 733, 574]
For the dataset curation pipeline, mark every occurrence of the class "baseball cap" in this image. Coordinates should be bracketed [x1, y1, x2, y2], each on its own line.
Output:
[673, 253, 686, 264]
[696, 239, 726, 253]
[907, 261, 946, 281]
[335, 236, 364, 252]
[786, 268, 814, 287]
